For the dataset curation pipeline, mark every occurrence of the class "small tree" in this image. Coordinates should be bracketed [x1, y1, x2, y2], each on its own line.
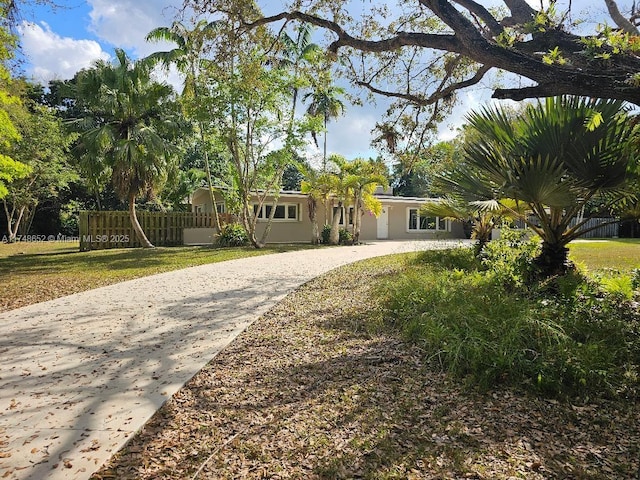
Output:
[442, 96, 639, 277]
[3, 96, 75, 240]
[343, 158, 388, 244]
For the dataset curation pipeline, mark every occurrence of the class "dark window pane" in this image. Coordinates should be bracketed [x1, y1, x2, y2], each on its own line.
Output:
[426, 216, 436, 230]
[265, 205, 273, 218]
[274, 205, 285, 219]
[409, 209, 418, 230]
[287, 205, 297, 219]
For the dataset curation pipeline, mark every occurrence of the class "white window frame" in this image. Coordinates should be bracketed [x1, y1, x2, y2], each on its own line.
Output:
[253, 203, 300, 222]
[406, 208, 450, 232]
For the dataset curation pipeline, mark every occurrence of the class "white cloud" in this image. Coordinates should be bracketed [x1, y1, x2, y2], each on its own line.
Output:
[87, 0, 179, 57]
[19, 21, 111, 84]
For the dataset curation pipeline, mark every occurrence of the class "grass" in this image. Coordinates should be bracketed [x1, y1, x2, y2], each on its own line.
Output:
[0, 241, 314, 312]
[376, 244, 640, 400]
[569, 238, 640, 275]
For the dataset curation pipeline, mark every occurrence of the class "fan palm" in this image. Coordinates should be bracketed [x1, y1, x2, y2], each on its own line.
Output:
[442, 96, 638, 277]
[72, 49, 181, 248]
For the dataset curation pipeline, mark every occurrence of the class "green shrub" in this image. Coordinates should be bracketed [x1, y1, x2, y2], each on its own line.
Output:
[320, 225, 353, 245]
[480, 227, 540, 290]
[632, 268, 640, 290]
[321, 224, 331, 244]
[217, 223, 249, 247]
[339, 228, 352, 245]
[600, 275, 634, 300]
[377, 248, 640, 399]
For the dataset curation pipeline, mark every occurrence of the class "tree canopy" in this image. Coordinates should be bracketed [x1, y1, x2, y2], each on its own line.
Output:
[188, 0, 640, 153]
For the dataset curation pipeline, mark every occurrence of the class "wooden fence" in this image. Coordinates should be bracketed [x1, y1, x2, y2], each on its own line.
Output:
[569, 217, 619, 239]
[79, 211, 229, 251]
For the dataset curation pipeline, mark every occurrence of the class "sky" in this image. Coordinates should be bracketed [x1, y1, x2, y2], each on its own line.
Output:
[16, 0, 622, 161]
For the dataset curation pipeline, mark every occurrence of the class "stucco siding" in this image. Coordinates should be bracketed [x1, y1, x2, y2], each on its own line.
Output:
[189, 188, 468, 243]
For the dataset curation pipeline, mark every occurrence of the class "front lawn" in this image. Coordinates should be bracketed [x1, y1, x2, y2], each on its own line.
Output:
[0, 241, 313, 312]
[569, 238, 640, 274]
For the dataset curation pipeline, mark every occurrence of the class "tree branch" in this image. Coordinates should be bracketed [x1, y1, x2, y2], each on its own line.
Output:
[244, 11, 463, 54]
[501, 0, 536, 25]
[604, 0, 639, 34]
[452, 0, 503, 35]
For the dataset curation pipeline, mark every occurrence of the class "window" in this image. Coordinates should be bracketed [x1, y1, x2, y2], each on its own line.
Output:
[253, 203, 299, 221]
[332, 206, 354, 226]
[216, 203, 225, 214]
[195, 204, 204, 214]
[407, 208, 448, 232]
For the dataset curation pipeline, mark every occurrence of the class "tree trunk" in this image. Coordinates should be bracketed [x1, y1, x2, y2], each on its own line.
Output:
[200, 122, 222, 233]
[308, 196, 320, 244]
[533, 241, 571, 279]
[128, 192, 154, 248]
[329, 201, 342, 245]
[3, 201, 25, 243]
[322, 115, 328, 171]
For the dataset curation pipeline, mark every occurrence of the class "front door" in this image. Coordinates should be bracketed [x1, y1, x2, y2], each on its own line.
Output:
[377, 206, 389, 239]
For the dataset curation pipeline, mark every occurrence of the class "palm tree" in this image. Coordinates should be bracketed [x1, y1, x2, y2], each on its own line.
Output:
[300, 166, 330, 244]
[145, 20, 224, 231]
[71, 49, 181, 248]
[442, 96, 638, 277]
[343, 158, 388, 244]
[277, 23, 320, 127]
[421, 198, 521, 254]
[303, 84, 346, 170]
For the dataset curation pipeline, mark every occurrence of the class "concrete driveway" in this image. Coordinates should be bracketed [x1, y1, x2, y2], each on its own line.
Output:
[0, 240, 465, 479]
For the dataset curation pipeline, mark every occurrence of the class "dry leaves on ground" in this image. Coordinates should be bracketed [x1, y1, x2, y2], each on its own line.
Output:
[92, 258, 640, 479]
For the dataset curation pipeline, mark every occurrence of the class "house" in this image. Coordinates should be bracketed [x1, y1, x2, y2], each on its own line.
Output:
[186, 187, 467, 244]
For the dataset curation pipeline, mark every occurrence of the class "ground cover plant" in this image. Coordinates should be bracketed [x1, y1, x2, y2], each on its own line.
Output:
[93, 248, 640, 479]
[0, 241, 312, 312]
[379, 233, 640, 400]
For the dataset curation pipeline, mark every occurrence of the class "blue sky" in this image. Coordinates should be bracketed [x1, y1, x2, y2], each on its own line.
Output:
[16, 0, 624, 160]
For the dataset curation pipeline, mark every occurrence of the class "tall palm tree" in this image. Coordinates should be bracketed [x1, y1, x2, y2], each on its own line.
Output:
[442, 96, 638, 277]
[303, 84, 345, 170]
[71, 49, 181, 248]
[277, 23, 320, 127]
[146, 20, 224, 231]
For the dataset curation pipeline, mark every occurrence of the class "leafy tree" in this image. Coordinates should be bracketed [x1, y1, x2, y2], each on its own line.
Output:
[70, 49, 183, 248]
[300, 165, 334, 244]
[281, 162, 304, 191]
[441, 96, 639, 278]
[240, 1, 640, 105]
[0, 6, 30, 204]
[146, 20, 226, 231]
[196, 0, 640, 158]
[195, 13, 315, 248]
[2, 86, 75, 241]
